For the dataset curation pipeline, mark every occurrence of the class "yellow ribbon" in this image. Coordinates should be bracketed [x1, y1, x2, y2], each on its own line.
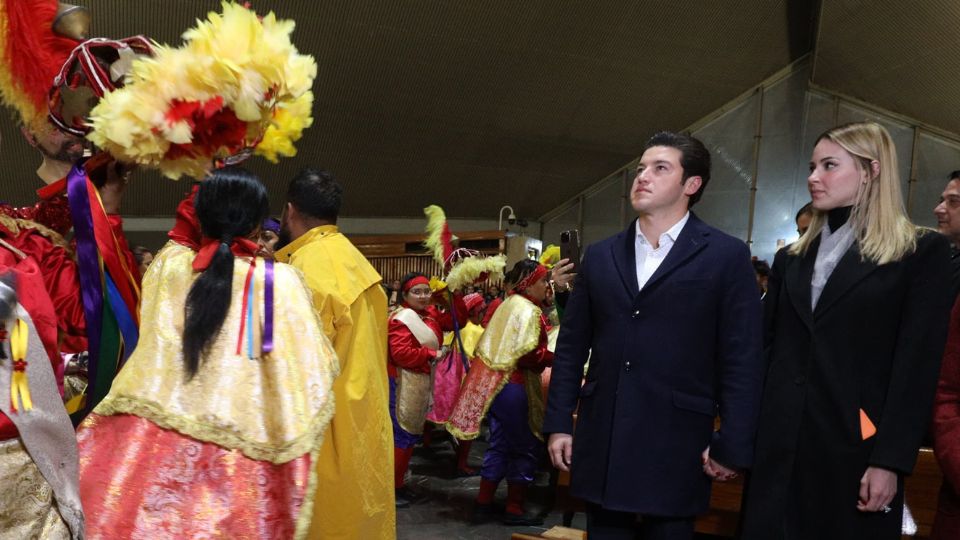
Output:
[10, 319, 32, 412]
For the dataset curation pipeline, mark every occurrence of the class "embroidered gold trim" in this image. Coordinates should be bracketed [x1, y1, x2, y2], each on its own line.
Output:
[95, 393, 335, 465]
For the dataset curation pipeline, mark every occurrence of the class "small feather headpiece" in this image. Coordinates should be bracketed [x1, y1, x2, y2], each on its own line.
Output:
[423, 204, 506, 292]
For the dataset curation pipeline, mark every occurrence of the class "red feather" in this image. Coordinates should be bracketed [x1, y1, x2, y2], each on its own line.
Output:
[2, 0, 80, 122]
[441, 223, 454, 268]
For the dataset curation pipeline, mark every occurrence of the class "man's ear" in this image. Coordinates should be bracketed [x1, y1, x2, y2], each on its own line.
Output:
[20, 125, 38, 148]
[683, 176, 702, 197]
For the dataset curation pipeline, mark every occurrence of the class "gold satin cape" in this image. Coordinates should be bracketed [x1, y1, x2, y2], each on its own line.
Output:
[275, 225, 396, 540]
[445, 294, 545, 440]
[86, 242, 340, 538]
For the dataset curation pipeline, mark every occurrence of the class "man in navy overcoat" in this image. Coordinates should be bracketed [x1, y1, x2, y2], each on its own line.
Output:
[543, 131, 764, 540]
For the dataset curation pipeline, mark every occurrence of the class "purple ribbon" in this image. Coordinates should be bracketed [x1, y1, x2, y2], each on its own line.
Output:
[66, 163, 104, 406]
[263, 259, 274, 354]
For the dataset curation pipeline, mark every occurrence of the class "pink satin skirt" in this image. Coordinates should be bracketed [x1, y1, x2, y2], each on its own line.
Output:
[78, 413, 311, 539]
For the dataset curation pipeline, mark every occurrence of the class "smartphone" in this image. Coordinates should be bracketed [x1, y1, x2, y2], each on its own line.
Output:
[560, 230, 581, 273]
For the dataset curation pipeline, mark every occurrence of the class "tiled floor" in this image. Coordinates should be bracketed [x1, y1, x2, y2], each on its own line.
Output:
[396, 433, 583, 540]
[395, 429, 727, 540]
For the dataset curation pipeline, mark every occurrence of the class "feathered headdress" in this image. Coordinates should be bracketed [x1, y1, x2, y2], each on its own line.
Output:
[423, 205, 506, 292]
[539, 244, 561, 268]
[85, 1, 316, 179]
[0, 0, 82, 131]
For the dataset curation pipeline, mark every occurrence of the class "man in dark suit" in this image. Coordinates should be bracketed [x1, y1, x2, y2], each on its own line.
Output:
[933, 170, 960, 298]
[543, 131, 764, 540]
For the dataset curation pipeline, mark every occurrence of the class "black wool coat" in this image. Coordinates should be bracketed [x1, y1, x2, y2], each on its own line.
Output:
[740, 231, 954, 540]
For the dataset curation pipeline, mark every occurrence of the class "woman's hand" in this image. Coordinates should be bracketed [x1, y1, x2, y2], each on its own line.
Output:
[857, 466, 897, 512]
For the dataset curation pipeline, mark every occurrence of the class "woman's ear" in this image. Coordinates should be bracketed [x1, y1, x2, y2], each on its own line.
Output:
[869, 160, 880, 179]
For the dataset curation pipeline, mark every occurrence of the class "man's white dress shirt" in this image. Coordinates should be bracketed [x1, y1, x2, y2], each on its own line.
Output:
[635, 212, 690, 290]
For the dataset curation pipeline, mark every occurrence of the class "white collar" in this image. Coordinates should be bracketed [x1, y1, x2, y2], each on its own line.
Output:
[636, 212, 690, 246]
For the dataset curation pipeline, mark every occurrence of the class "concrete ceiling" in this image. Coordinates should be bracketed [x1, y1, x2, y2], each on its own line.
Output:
[0, 1, 814, 220]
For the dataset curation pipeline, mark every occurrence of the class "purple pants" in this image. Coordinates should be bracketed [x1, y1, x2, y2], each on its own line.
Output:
[389, 376, 421, 449]
[480, 381, 542, 484]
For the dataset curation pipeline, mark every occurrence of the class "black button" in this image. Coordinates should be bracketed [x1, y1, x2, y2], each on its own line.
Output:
[625, 361, 632, 371]
[632, 310, 640, 318]
[794, 376, 805, 385]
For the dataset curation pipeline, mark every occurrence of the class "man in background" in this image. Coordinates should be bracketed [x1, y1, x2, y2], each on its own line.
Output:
[795, 202, 813, 237]
[276, 168, 395, 539]
[934, 170, 960, 298]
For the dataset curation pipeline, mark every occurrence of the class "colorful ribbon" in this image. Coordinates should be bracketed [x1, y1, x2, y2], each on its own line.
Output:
[263, 260, 274, 354]
[67, 161, 142, 419]
[67, 163, 103, 416]
[236, 260, 257, 357]
[10, 318, 32, 412]
[233, 258, 276, 359]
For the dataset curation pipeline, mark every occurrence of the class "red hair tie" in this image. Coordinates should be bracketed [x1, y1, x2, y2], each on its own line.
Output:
[193, 236, 259, 272]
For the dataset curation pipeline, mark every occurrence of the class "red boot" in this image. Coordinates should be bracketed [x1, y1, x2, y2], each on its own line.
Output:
[502, 483, 543, 526]
[394, 446, 413, 489]
[455, 439, 477, 476]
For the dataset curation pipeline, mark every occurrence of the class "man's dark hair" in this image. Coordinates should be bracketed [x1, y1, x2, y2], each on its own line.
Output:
[752, 259, 771, 278]
[287, 167, 343, 223]
[643, 131, 711, 207]
[795, 202, 813, 223]
[131, 245, 151, 266]
[949, 170, 960, 181]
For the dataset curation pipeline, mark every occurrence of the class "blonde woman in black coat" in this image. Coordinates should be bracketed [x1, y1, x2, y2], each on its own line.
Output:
[740, 122, 954, 540]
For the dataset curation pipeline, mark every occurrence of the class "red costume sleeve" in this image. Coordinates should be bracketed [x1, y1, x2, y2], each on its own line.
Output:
[0, 248, 66, 441]
[516, 322, 554, 371]
[934, 299, 960, 491]
[482, 297, 503, 327]
[17, 232, 87, 353]
[387, 318, 435, 375]
[0, 191, 72, 237]
[428, 295, 469, 333]
[168, 184, 201, 250]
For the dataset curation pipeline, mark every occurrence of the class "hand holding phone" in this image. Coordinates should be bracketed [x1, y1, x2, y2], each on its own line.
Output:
[560, 230, 581, 274]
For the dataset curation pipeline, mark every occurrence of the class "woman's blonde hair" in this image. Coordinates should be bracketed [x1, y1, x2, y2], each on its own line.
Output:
[790, 122, 916, 265]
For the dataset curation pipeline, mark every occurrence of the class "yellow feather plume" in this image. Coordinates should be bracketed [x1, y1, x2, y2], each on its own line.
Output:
[429, 276, 447, 293]
[446, 254, 506, 292]
[423, 205, 448, 265]
[255, 91, 314, 163]
[86, 1, 316, 179]
[539, 244, 561, 268]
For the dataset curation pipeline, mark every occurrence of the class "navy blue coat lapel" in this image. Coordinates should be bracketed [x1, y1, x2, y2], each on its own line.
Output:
[638, 213, 710, 296]
[610, 220, 640, 298]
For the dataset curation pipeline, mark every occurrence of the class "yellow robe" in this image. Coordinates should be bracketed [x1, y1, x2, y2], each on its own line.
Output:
[275, 225, 395, 540]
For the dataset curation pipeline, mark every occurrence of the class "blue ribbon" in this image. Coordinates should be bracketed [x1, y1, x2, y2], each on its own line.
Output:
[104, 273, 139, 366]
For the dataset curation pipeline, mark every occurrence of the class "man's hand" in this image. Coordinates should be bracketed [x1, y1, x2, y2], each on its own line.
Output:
[551, 258, 576, 291]
[548, 433, 573, 472]
[702, 446, 739, 482]
[857, 466, 897, 513]
[98, 162, 133, 214]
